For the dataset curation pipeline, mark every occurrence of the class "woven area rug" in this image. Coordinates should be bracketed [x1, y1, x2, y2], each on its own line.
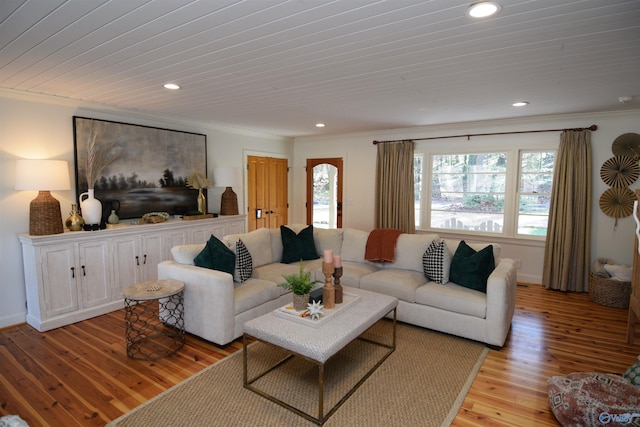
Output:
[108, 321, 488, 427]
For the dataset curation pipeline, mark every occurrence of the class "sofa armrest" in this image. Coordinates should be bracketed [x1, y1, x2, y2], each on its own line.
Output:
[158, 260, 236, 345]
[484, 258, 518, 345]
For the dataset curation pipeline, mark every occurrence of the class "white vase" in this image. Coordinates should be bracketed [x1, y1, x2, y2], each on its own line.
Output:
[80, 189, 102, 225]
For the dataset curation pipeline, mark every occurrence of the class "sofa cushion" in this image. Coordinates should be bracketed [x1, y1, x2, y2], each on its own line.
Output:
[360, 269, 426, 303]
[171, 243, 205, 265]
[390, 233, 439, 272]
[312, 260, 380, 288]
[422, 239, 452, 284]
[415, 282, 487, 318]
[341, 228, 370, 262]
[194, 235, 236, 275]
[252, 262, 305, 296]
[449, 241, 495, 293]
[234, 278, 282, 314]
[281, 225, 320, 263]
[314, 227, 344, 256]
[234, 239, 252, 283]
[224, 227, 273, 268]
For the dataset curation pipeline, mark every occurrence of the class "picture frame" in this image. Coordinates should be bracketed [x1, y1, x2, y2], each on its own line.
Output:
[73, 116, 207, 220]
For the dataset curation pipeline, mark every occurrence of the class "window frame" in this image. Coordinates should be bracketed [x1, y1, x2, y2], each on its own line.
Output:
[415, 146, 556, 241]
[516, 149, 556, 238]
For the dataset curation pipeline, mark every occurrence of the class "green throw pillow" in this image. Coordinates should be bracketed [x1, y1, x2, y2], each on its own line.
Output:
[194, 234, 236, 275]
[281, 225, 320, 264]
[449, 241, 495, 293]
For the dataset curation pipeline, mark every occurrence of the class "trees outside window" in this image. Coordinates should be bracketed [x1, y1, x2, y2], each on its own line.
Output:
[414, 149, 555, 238]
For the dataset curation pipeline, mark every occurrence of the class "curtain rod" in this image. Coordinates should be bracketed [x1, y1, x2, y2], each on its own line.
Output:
[372, 124, 598, 144]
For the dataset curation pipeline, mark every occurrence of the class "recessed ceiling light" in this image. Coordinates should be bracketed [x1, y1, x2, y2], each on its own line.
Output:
[315, 123, 326, 128]
[513, 101, 529, 107]
[163, 83, 180, 90]
[467, 2, 501, 18]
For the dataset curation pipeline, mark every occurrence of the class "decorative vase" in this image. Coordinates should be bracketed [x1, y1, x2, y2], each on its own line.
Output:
[197, 188, 206, 214]
[65, 203, 85, 232]
[293, 293, 309, 311]
[80, 189, 102, 225]
[107, 209, 119, 224]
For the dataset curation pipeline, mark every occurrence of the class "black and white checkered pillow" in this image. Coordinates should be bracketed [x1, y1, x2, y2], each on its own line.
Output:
[422, 239, 452, 285]
[235, 239, 253, 283]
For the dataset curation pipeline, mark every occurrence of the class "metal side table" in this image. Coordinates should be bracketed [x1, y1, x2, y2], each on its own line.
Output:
[123, 279, 185, 360]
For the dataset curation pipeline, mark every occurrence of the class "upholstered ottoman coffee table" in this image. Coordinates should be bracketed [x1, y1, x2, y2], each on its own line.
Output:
[243, 287, 398, 425]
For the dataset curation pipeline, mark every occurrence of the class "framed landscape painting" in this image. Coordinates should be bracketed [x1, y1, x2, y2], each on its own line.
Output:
[73, 116, 207, 219]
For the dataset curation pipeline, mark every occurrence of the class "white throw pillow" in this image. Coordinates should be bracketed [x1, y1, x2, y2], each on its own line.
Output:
[603, 263, 632, 282]
[394, 233, 439, 272]
[224, 228, 272, 268]
[422, 239, 452, 284]
[314, 227, 344, 256]
[341, 228, 370, 262]
[171, 243, 205, 265]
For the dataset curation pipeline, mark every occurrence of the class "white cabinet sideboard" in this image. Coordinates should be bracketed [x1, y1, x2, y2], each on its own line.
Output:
[19, 215, 246, 332]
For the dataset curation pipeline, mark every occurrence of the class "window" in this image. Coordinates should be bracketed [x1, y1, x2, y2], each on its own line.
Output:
[415, 149, 556, 238]
[518, 151, 555, 236]
[429, 153, 507, 232]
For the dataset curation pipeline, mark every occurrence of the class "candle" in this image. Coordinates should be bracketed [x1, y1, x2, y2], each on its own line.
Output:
[334, 255, 342, 267]
[323, 249, 333, 263]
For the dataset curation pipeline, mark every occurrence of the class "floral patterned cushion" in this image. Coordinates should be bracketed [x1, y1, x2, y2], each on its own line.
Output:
[547, 372, 640, 426]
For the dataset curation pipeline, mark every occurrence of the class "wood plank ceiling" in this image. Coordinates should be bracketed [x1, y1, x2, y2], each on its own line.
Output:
[1, 0, 639, 136]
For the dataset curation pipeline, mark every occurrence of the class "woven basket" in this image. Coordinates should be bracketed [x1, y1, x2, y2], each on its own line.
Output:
[589, 273, 631, 308]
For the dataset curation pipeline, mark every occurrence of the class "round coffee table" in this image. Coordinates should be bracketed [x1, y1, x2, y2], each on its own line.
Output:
[123, 279, 185, 360]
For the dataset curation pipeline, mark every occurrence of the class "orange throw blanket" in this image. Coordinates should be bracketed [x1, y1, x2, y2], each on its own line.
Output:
[365, 228, 403, 263]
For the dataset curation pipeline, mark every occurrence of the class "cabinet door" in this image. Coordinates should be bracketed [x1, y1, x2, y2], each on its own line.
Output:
[141, 233, 166, 281]
[40, 245, 79, 317]
[111, 236, 142, 295]
[77, 241, 111, 308]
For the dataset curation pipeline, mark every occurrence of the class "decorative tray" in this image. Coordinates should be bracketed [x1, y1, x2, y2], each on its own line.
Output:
[273, 292, 360, 328]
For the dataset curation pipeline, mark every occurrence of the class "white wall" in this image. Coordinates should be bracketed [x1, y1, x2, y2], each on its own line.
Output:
[0, 90, 293, 329]
[293, 110, 640, 284]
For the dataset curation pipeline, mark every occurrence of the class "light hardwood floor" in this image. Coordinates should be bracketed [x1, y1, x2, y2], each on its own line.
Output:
[1, 283, 639, 426]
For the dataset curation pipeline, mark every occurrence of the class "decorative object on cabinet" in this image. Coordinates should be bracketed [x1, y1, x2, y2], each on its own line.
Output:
[107, 209, 120, 224]
[73, 116, 207, 219]
[65, 203, 85, 231]
[80, 189, 103, 226]
[213, 167, 241, 215]
[15, 159, 71, 235]
[612, 132, 640, 160]
[186, 172, 211, 214]
[599, 156, 640, 187]
[182, 213, 215, 220]
[141, 211, 170, 224]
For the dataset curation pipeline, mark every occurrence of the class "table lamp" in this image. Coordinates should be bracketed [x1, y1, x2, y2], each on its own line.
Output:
[213, 167, 240, 215]
[15, 159, 71, 235]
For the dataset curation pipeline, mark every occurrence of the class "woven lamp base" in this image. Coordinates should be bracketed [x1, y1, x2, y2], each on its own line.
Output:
[220, 187, 239, 215]
[29, 191, 64, 235]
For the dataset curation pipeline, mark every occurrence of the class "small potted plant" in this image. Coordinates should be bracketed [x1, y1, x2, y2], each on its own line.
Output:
[278, 261, 317, 311]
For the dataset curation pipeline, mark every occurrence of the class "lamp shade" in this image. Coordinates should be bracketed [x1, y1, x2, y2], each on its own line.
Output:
[15, 159, 71, 191]
[213, 167, 241, 188]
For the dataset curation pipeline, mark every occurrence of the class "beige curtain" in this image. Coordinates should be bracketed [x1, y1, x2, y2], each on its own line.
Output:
[542, 130, 592, 292]
[375, 140, 415, 233]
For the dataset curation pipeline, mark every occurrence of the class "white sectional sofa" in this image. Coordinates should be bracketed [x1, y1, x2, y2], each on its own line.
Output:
[157, 225, 517, 348]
